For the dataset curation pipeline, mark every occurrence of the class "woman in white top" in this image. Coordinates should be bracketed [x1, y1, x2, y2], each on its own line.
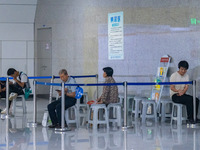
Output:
[170, 60, 199, 124]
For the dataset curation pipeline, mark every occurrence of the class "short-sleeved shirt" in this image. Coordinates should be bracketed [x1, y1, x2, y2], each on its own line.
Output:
[19, 72, 28, 83]
[12, 72, 29, 89]
[61, 76, 76, 94]
[170, 71, 189, 98]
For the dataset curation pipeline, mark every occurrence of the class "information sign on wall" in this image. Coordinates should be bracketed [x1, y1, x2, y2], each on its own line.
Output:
[108, 11, 124, 60]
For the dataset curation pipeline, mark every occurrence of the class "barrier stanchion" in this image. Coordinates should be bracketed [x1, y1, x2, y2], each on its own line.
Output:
[6, 118, 9, 150]
[55, 82, 70, 132]
[96, 74, 98, 99]
[5, 77, 9, 118]
[189, 80, 197, 128]
[122, 81, 127, 130]
[122, 81, 134, 130]
[27, 80, 37, 127]
[193, 80, 196, 123]
[49, 76, 55, 104]
[122, 82, 133, 131]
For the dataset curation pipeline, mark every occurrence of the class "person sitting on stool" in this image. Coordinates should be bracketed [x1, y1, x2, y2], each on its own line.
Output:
[48, 69, 77, 128]
[170, 60, 200, 124]
[96, 67, 119, 105]
[1, 68, 29, 114]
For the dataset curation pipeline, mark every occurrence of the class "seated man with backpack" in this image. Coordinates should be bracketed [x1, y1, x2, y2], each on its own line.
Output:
[1, 68, 31, 114]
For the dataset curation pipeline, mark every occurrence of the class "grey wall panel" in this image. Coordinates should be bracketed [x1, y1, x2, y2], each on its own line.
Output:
[0, 24, 34, 40]
[0, 0, 37, 5]
[0, 5, 36, 23]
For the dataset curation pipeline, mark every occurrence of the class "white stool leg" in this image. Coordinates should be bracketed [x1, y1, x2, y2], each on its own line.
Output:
[75, 106, 79, 128]
[161, 103, 165, 122]
[134, 100, 139, 120]
[142, 103, 147, 123]
[171, 104, 175, 125]
[87, 107, 92, 128]
[93, 108, 98, 129]
[177, 105, 181, 125]
[104, 108, 109, 129]
[117, 106, 122, 127]
[153, 103, 157, 122]
[21, 96, 26, 113]
[65, 109, 69, 126]
[12, 99, 16, 114]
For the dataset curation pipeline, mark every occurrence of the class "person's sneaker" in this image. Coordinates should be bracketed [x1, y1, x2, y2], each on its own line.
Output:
[48, 124, 59, 128]
[9, 128, 17, 133]
[1, 108, 7, 114]
[9, 93, 18, 101]
[187, 119, 195, 124]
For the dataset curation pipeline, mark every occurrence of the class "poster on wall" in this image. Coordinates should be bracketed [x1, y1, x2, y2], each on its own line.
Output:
[108, 11, 124, 60]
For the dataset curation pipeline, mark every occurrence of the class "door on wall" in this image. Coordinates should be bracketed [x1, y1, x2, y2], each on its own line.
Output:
[36, 27, 52, 96]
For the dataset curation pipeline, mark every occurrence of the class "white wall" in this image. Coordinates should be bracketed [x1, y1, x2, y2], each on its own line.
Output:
[34, 0, 200, 99]
[99, 24, 200, 96]
[0, 0, 37, 82]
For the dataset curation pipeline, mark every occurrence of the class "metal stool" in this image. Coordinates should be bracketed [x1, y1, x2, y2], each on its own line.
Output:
[12, 95, 26, 114]
[65, 105, 78, 128]
[171, 103, 187, 125]
[141, 100, 157, 123]
[107, 103, 122, 127]
[88, 104, 109, 129]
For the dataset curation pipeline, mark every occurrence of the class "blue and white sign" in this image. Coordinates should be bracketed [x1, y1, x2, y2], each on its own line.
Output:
[108, 11, 124, 60]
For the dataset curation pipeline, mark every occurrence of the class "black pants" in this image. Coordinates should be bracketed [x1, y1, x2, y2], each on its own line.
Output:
[0, 92, 6, 98]
[47, 96, 76, 126]
[172, 94, 199, 120]
[9, 84, 24, 95]
[8, 84, 24, 109]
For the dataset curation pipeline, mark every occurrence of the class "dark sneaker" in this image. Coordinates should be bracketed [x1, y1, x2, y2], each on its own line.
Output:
[48, 124, 57, 128]
[187, 119, 195, 124]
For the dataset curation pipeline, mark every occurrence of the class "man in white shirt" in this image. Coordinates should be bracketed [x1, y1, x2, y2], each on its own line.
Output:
[47, 69, 77, 128]
[170, 60, 199, 123]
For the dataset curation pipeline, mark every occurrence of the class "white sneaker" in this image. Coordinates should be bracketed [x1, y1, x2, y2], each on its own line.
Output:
[9, 93, 18, 101]
[9, 128, 17, 133]
[1, 108, 7, 114]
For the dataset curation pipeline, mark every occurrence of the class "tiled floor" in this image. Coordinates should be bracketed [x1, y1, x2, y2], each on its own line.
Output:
[0, 97, 200, 150]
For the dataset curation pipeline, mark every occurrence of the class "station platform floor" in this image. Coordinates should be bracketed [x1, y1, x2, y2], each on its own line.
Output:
[0, 97, 199, 150]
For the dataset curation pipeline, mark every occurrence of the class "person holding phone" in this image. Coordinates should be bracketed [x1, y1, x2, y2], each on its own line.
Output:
[47, 69, 77, 128]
